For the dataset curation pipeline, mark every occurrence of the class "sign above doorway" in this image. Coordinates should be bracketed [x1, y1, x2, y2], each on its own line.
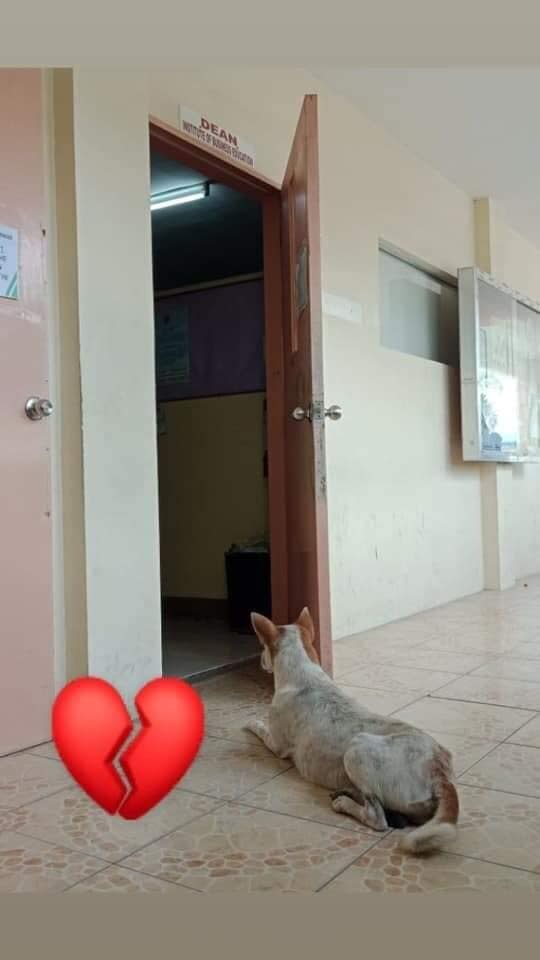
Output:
[178, 107, 256, 169]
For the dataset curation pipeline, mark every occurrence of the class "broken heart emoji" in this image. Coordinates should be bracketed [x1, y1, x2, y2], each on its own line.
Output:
[52, 677, 204, 819]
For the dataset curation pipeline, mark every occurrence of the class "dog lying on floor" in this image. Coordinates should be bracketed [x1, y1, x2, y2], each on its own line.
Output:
[244, 608, 458, 854]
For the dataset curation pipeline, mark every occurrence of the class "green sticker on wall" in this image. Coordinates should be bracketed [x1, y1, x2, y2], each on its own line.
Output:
[0, 225, 19, 300]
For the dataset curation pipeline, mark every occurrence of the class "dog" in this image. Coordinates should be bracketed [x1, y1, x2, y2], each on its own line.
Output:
[244, 607, 459, 854]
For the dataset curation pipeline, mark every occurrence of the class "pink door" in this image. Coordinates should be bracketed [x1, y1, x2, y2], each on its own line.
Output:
[0, 69, 56, 755]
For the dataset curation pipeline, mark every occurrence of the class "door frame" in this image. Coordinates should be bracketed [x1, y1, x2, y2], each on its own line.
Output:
[149, 117, 289, 625]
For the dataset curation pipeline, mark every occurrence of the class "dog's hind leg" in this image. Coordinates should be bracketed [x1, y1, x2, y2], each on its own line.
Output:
[330, 790, 388, 831]
[333, 741, 393, 832]
[330, 781, 389, 831]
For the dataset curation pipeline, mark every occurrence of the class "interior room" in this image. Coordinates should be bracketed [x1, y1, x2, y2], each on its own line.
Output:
[150, 146, 271, 680]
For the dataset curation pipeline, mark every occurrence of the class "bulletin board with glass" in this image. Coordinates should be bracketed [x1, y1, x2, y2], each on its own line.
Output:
[459, 267, 540, 462]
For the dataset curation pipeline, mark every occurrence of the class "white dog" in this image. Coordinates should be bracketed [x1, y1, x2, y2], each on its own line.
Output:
[245, 608, 458, 854]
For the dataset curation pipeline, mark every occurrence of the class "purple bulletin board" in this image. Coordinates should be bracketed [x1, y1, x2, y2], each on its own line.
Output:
[155, 279, 265, 401]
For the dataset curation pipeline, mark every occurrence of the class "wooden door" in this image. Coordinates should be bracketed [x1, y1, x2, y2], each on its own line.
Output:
[0, 69, 56, 754]
[281, 95, 333, 673]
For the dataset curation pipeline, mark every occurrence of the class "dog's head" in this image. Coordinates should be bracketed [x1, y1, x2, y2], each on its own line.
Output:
[250, 607, 320, 673]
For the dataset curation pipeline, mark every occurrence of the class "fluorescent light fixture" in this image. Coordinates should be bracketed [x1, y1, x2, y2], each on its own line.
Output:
[150, 182, 209, 211]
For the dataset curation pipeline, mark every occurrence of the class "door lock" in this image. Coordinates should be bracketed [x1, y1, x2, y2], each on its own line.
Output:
[291, 403, 343, 422]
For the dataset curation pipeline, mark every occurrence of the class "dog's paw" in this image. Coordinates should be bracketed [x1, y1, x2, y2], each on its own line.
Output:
[331, 794, 352, 815]
[330, 790, 355, 803]
[243, 719, 262, 735]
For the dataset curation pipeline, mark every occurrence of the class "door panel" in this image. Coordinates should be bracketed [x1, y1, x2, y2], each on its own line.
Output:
[281, 95, 332, 673]
[0, 69, 55, 754]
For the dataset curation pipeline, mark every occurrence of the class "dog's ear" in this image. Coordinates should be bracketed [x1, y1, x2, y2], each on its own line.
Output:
[251, 612, 278, 647]
[296, 607, 315, 640]
[295, 607, 320, 664]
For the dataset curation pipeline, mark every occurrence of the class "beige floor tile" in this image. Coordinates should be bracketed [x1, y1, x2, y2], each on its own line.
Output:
[337, 622, 432, 649]
[237, 663, 274, 689]
[415, 632, 518, 656]
[0, 831, 105, 893]
[423, 731, 499, 778]
[67, 865, 196, 894]
[505, 643, 540, 661]
[386, 648, 492, 675]
[447, 785, 540, 872]
[0, 753, 72, 808]
[333, 650, 374, 679]
[508, 714, 540, 748]
[333, 646, 458, 676]
[334, 636, 429, 666]
[197, 672, 274, 742]
[333, 645, 395, 677]
[393, 696, 532, 741]
[460, 743, 540, 798]
[121, 802, 375, 893]
[337, 685, 420, 715]
[205, 709, 273, 744]
[15, 786, 220, 861]
[240, 769, 382, 836]
[332, 620, 472, 677]
[0, 805, 29, 833]
[321, 835, 540, 894]
[473, 658, 540, 683]
[179, 737, 291, 800]
[196, 671, 272, 706]
[342, 663, 459, 695]
[434, 675, 540, 711]
[27, 741, 62, 761]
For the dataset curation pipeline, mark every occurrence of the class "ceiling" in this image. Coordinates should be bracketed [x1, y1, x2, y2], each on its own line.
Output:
[313, 68, 540, 249]
[150, 150, 263, 292]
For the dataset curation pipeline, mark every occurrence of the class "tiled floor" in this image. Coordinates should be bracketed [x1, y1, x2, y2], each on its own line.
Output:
[162, 615, 259, 680]
[3, 578, 540, 892]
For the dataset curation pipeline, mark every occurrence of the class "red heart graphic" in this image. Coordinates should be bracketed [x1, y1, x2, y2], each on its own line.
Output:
[52, 677, 204, 819]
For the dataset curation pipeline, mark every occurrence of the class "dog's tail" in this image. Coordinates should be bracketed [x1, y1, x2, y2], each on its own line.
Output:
[399, 755, 459, 855]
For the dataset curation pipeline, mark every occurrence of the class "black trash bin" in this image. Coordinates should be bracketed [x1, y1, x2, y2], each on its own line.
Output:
[225, 542, 272, 633]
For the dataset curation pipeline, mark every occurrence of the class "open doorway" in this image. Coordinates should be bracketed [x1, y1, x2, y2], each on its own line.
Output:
[149, 97, 334, 680]
[151, 145, 274, 680]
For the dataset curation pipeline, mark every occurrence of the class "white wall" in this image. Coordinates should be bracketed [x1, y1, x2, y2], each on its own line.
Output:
[68, 67, 540, 672]
[317, 93, 483, 636]
[72, 70, 162, 702]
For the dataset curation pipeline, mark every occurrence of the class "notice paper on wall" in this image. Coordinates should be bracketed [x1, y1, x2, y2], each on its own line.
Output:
[0, 224, 19, 299]
[155, 302, 190, 387]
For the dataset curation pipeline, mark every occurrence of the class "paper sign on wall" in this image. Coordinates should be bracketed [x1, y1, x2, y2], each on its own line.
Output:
[179, 107, 256, 169]
[155, 303, 190, 387]
[0, 225, 19, 299]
